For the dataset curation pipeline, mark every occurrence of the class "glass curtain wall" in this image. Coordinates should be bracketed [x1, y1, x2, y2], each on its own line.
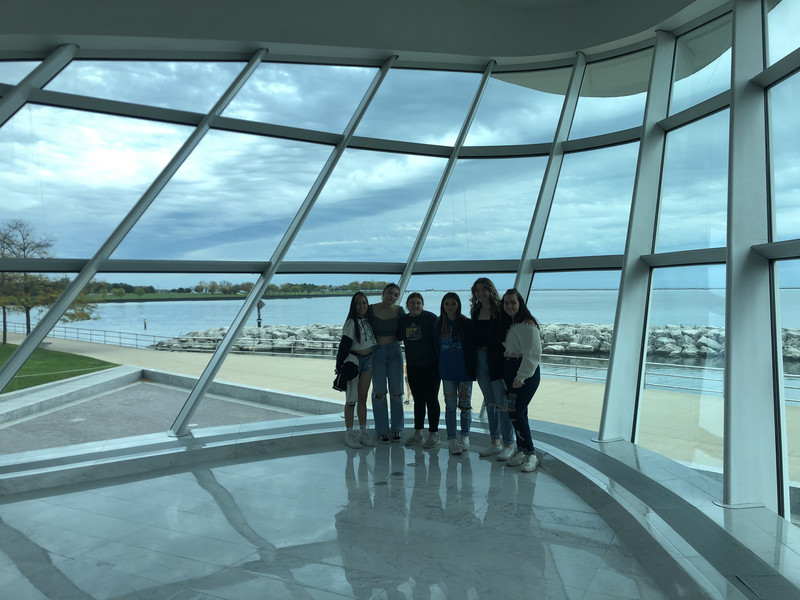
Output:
[776, 261, 800, 525]
[528, 270, 621, 432]
[637, 266, 726, 472]
[0, 1, 799, 523]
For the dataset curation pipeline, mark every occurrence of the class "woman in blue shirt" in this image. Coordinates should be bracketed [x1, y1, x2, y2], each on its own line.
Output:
[433, 292, 476, 455]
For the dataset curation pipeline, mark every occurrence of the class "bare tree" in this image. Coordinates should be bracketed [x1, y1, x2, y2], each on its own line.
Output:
[0, 220, 96, 341]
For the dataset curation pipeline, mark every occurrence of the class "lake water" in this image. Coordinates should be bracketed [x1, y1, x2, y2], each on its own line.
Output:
[24, 287, 780, 341]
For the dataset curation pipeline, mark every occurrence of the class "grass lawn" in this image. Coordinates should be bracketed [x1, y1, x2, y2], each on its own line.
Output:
[0, 343, 119, 393]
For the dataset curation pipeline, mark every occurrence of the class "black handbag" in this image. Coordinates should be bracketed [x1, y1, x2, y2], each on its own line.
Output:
[332, 360, 359, 391]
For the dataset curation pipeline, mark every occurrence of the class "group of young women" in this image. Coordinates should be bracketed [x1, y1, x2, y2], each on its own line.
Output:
[335, 279, 542, 473]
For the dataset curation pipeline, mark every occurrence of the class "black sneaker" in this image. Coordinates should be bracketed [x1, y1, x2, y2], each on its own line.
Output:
[392, 432, 401, 442]
[380, 434, 391, 444]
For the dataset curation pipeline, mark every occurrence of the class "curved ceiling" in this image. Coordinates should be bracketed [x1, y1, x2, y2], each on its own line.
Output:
[1, 0, 729, 67]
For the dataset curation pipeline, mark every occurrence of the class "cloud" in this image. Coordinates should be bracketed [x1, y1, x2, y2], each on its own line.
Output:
[1, 54, 798, 282]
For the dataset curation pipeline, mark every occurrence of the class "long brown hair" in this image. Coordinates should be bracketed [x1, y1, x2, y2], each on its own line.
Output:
[437, 292, 467, 338]
[469, 277, 502, 319]
[346, 292, 368, 342]
[500, 288, 538, 331]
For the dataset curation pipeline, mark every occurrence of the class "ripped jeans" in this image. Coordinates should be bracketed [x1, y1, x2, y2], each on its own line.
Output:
[371, 341, 405, 435]
[502, 359, 540, 455]
[442, 379, 472, 441]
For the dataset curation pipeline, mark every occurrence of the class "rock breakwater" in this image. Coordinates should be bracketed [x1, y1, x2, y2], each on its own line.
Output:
[154, 322, 800, 362]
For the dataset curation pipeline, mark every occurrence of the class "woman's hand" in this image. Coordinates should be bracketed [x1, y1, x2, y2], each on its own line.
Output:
[512, 378, 523, 388]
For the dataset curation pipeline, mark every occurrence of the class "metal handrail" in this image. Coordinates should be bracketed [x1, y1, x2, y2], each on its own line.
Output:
[8, 320, 800, 400]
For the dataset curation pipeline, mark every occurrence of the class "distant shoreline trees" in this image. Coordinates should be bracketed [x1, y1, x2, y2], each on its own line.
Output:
[84, 280, 394, 300]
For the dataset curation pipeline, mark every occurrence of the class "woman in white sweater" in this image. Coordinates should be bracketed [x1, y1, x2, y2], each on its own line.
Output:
[500, 289, 542, 472]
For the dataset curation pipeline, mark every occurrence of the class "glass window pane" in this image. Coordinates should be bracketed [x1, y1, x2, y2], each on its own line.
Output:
[569, 50, 651, 140]
[406, 273, 516, 316]
[465, 67, 570, 145]
[670, 15, 732, 115]
[767, 0, 800, 66]
[44, 61, 245, 113]
[638, 265, 726, 472]
[770, 73, 800, 242]
[355, 68, 481, 145]
[222, 62, 376, 133]
[284, 149, 447, 262]
[775, 260, 800, 525]
[0, 105, 191, 258]
[0, 60, 38, 85]
[418, 156, 546, 261]
[528, 271, 621, 432]
[539, 143, 638, 258]
[656, 111, 729, 252]
[111, 131, 333, 261]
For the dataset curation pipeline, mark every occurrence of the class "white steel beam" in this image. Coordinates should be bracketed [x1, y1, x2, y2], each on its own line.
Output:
[599, 30, 675, 442]
[723, 0, 784, 512]
[0, 48, 267, 394]
[514, 52, 585, 298]
[170, 56, 397, 437]
[397, 60, 495, 296]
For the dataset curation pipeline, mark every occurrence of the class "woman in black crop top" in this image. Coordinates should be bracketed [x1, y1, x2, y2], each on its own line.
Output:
[367, 283, 406, 444]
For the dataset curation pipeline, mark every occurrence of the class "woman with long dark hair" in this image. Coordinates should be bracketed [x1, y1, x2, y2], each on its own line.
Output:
[398, 292, 441, 448]
[368, 283, 406, 444]
[500, 288, 542, 472]
[336, 291, 377, 448]
[469, 277, 516, 460]
[434, 292, 476, 455]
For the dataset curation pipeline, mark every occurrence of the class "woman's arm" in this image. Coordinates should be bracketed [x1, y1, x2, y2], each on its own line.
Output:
[512, 322, 542, 386]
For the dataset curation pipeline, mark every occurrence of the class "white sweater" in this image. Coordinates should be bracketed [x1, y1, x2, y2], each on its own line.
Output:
[502, 322, 542, 382]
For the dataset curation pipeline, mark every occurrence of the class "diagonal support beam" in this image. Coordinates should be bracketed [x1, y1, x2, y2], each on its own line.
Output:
[0, 44, 78, 127]
[397, 60, 495, 295]
[514, 52, 585, 298]
[169, 55, 398, 437]
[0, 48, 267, 393]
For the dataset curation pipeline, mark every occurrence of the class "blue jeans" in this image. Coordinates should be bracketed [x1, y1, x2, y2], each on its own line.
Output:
[371, 341, 404, 435]
[476, 349, 514, 445]
[503, 360, 540, 454]
[345, 354, 373, 407]
[442, 379, 472, 440]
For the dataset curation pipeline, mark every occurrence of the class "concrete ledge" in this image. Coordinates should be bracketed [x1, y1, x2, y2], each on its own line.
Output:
[141, 368, 342, 416]
[0, 365, 143, 424]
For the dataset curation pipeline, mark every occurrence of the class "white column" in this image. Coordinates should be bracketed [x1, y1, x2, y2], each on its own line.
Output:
[514, 53, 585, 296]
[599, 32, 674, 441]
[724, 0, 783, 511]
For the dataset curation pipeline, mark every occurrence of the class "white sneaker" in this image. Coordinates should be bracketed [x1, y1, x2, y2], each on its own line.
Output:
[405, 431, 424, 446]
[496, 447, 515, 461]
[424, 432, 440, 448]
[359, 430, 374, 447]
[344, 431, 361, 449]
[507, 450, 526, 467]
[479, 443, 503, 457]
[460, 435, 470, 451]
[449, 438, 462, 455]
[521, 454, 539, 472]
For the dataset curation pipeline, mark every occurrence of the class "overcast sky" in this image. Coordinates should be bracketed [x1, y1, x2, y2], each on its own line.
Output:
[1, 3, 798, 296]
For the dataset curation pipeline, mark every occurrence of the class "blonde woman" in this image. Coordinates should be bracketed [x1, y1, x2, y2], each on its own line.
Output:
[469, 277, 516, 460]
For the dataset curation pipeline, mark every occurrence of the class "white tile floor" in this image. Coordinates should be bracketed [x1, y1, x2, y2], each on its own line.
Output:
[0, 441, 673, 600]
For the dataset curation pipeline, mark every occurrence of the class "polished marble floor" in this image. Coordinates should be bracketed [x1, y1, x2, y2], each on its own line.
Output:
[0, 440, 674, 600]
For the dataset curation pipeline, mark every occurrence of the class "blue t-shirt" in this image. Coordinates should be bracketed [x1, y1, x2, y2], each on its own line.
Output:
[434, 317, 471, 381]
